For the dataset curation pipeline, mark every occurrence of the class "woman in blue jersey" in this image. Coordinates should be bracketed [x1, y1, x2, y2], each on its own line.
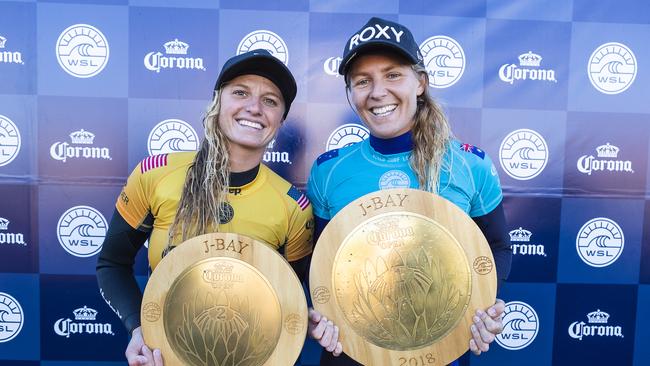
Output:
[307, 17, 511, 365]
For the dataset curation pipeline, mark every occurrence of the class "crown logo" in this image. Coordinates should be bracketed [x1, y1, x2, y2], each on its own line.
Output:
[73, 306, 98, 321]
[163, 39, 189, 55]
[587, 309, 609, 324]
[0, 217, 8, 230]
[509, 227, 532, 242]
[518, 51, 542, 67]
[0, 36, 6, 49]
[69, 129, 95, 144]
[213, 263, 233, 274]
[596, 143, 619, 158]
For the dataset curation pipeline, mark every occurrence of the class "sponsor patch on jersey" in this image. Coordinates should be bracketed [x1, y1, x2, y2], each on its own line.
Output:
[140, 154, 168, 173]
[317, 149, 339, 166]
[460, 142, 485, 159]
[287, 186, 310, 211]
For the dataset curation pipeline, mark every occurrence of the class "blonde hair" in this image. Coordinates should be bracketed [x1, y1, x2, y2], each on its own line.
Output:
[166, 90, 230, 248]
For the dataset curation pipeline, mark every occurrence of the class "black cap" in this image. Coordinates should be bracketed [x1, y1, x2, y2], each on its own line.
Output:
[214, 49, 297, 119]
[339, 17, 424, 76]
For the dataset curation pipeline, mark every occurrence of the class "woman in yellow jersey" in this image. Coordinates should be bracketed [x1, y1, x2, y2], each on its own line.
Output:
[97, 50, 341, 366]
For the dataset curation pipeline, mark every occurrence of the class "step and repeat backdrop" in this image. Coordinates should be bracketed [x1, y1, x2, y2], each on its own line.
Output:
[0, 0, 649, 365]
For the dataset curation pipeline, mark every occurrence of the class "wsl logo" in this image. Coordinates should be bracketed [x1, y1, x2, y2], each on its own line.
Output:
[509, 227, 546, 257]
[147, 119, 199, 156]
[56, 24, 109, 78]
[499, 51, 557, 85]
[577, 143, 633, 176]
[576, 217, 624, 267]
[323, 56, 342, 78]
[495, 301, 539, 350]
[0, 36, 25, 65]
[568, 309, 623, 341]
[57, 206, 108, 258]
[263, 138, 291, 164]
[0, 217, 26, 246]
[326, 123, 369, 151]
[499, 129, 548, 180]
[50, 129, 112, 163]
[0, 115, 21, 167]
[419, 35, 465, 88]
[588, 42, 636, 95]
[54, 306, 114, 338]
[378, 170, 411, 190]
[237, 30, 288, 65]
[144, 38, 205, 73]
[0, 292, 24, 343]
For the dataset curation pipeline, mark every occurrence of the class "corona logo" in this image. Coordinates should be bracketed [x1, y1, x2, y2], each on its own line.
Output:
[568, 309, 623, 340]
[54, 305, 114, 338]
[0, 217, 26, 246]
[576, 217, 624, 267]
[378, 170, 411, 190]
[509, 227, 546, 256]
[57, 205, 108, 258]
[588, 42, 636, 95]
[0, 115, 21, 167]
[323, 56, 342, 77]
[577, 143, 633, 176]
[263, 138, 291, 164]
[56, 24, 109, 78]
[0, 36, 25, 65]
[147, 119, 199, 156]
[499, 129, 548, 180]
[144, 38, 205, 73]
[0, 292, 24, 343]
[50, 129, 111, 163]
[499, 51, 557, 84]
[326, 123, 369, 151]
[495, 301, 539, 350]
[237, 30, 289, 65]
[419, 35, 465, 88]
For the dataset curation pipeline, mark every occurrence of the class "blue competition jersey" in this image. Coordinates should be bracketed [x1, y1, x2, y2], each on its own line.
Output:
[308, 138, 503, 220]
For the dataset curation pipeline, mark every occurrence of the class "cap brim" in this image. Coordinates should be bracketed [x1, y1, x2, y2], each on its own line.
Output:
[338, 40, 420, 75]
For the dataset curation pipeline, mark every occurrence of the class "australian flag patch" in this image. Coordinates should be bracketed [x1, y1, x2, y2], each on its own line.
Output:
[460, 142, 485, 160]
[287, 186, 310, 211]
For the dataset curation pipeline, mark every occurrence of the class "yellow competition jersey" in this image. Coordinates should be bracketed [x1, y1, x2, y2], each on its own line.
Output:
[116, 152, 313, 270]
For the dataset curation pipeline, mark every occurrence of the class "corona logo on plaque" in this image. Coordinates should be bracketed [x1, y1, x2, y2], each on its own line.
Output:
[53, 305, 115, 338]
[0, 292, 24, 343]
[0, 36, 25, 65]
[499, 51, 557, 85]
[326, 123, 369, 151]
[0, 217, 27, 246]
[144, 38, 206, 73]
[323, 56, 342, 77]
[576, 217, 624, 268]
[495, 301, 539, 350]
[237, 30, 289, 65]
[57, 205, 108, 258]
[378, 170, 411, 190]
[56, 24, 109, 78]
[263, 138, 291, 164]
[499, 129, 548, 180]
[50, 129, 112, 163]
[147, 119, 199, 156]
[568, 309, 623, 341]
[577, 143, 633, 176]
[588, 42, 636, 95]
[419, 35, 465, 88]
[509, 227, 546, 256]
[0, 115, 21, 167]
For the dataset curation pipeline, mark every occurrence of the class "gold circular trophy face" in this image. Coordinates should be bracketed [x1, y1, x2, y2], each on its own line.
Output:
[142, 233, 308, 366]
[310, 188, 497, 366]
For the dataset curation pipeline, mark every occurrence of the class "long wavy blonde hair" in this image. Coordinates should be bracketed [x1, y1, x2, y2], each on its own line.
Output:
[166, 90, 230, 247]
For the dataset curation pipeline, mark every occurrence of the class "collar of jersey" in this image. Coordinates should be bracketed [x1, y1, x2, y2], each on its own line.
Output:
[229, 164, 267, 196]
[362, 132, 412, 166]
[369, 130, 413, 154]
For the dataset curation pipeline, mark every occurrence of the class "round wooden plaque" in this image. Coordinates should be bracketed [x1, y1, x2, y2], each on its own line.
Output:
[310, 188, 497, 366]
[142, 232, 308, 366]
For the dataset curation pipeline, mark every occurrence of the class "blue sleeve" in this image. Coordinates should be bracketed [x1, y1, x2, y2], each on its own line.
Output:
[307, 161, 331, 220]
[469, 153, 503, 217]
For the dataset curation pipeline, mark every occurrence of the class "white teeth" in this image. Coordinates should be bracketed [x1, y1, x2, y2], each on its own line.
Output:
[237, 120, 263, 130]
[371, 104, 397, 116]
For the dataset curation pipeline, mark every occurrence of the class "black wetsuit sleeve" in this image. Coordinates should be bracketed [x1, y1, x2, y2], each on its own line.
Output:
[96, 209, 149, 334]
[472, 202, 512, 293]
[313, 215, 329, 244]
